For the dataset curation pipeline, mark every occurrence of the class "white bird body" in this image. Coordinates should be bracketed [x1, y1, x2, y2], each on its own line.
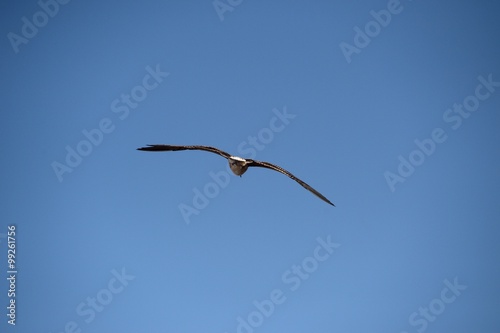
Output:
[228, 156, 249, 176]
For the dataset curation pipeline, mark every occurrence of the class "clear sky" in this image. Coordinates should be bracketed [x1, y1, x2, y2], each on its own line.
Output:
[1, 0, 500, 332]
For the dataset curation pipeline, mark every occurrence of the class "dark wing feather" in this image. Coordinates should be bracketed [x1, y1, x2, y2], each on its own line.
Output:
[247, 159, 335, 206]
[137, 145, 231, 159]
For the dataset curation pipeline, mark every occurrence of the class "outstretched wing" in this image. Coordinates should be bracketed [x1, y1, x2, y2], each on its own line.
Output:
[247, 159, 335, 206]
[137, 144, 231, 159]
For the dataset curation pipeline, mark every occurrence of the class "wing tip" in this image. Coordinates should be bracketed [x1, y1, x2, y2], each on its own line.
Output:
[322, 197, 335, 207]
[137, 144, 157, 151]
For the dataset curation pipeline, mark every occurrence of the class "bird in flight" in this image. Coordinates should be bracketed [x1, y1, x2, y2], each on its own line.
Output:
[137, 144, 334, 206]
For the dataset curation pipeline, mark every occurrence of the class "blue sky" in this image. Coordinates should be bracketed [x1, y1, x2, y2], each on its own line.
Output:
[1, 0, 500, 332]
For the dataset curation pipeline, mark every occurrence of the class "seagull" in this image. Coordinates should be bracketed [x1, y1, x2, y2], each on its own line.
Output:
[137, 144, 334, 206]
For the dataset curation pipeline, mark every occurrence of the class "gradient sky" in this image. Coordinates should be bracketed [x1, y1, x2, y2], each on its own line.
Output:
[1, 1, 500, 332]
